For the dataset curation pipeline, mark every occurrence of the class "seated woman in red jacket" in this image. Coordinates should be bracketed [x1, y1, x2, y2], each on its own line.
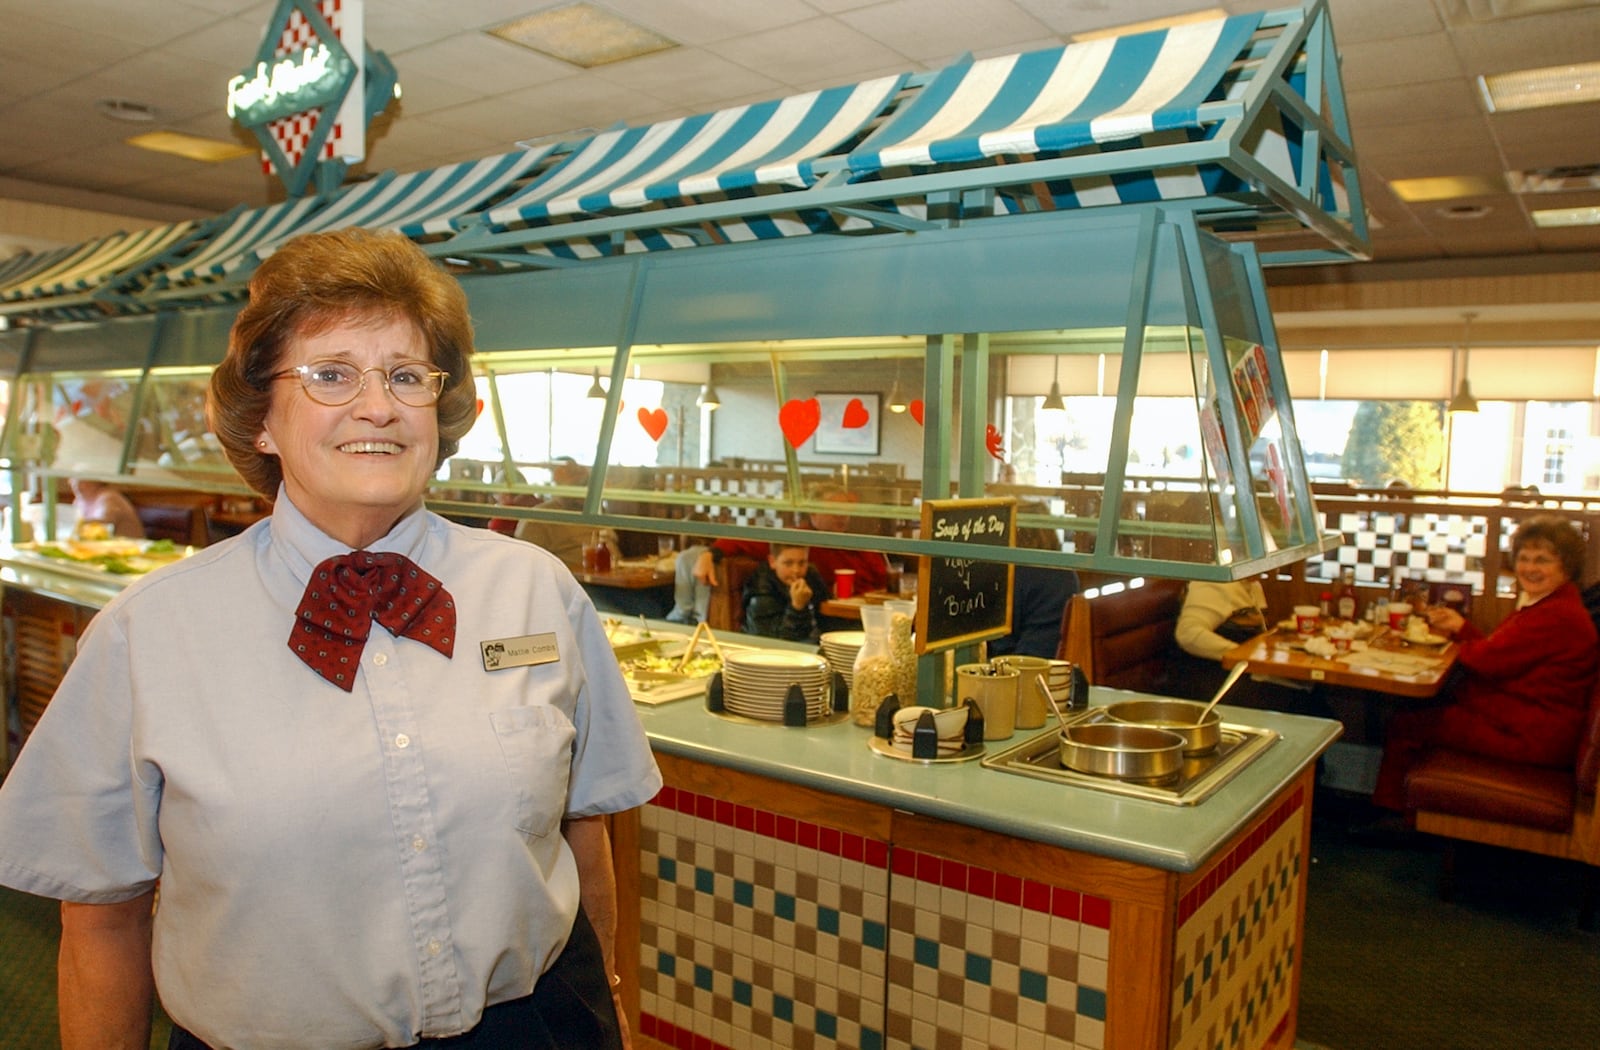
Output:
[1372, 514, 1600, 811]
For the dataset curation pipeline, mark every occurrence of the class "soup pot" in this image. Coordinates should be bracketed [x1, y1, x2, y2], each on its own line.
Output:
[1103, 698, 1221, 756]
[1057, 722, 1186, 780]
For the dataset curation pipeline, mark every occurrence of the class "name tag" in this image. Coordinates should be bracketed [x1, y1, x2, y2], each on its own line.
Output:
[481, 633, 559, 671]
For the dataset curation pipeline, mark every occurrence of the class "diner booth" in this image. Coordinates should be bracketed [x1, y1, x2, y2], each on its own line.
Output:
[1, 5, 1369, 1048]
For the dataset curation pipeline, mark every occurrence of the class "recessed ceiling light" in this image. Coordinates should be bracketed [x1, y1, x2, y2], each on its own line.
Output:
[96, 98, 159, 123]
[1070, 7, 1228, 42]
[1391, 175, 1505, 202]
[126, 131, 255, 163]
[489, 2, 675, 68]
[1479, 61, 1600, 112]
[1532, 205, 1600, 228]
[1436, 203, 1493, 220]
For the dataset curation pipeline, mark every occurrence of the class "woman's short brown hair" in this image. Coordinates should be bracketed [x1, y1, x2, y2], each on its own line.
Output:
[208, 228, 478, 497]
[1511, 514, 1586, 583]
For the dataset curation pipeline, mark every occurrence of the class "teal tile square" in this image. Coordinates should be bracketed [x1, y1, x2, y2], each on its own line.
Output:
[965, 952, 992, 985]
[816, 1011, 838, 1039]
[734, 879, 754, 908]
[773, 994, 794, 1022]
[775, 893, 796, 921]
[861, 1029, 884, 1050]
[1183, 974, 1194, 1005]
[818, 905, 840, 936]
[657, 951, 676, 977]
[1019, 968, 1048, 1002]
[694, 963, 713, 991]
[863, 920, 887, 950]
[913, 937, 941, 969]
[1203, 954, 1213, 980]
[1221, 932, 1231, 960]
[695, 867, 715, 894]
[733, 978, 753, 1006]
[1077, 986, 1107, 1021]
[657, 857, 677, 882]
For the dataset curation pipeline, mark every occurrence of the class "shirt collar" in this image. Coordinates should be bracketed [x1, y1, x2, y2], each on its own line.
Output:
[268, 486, 432, 580]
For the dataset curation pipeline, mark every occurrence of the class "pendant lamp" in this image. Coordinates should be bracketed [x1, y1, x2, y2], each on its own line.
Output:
[887, 362, 908, 413]
[1447, 312, 1479, 414]
[586, 368, 606, 399]
[698, 382, 721, 410]
[1041, 356, 1066, 412]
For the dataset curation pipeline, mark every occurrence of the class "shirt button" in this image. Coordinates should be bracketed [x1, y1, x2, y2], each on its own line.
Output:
[427, 940, 443, 956]
[373, 653, 389, 667]
[412, 836, 426, 852]
[395, 733, 411, 749]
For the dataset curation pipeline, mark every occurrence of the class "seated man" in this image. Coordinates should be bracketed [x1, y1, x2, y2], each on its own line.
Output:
[743, 542, 829, 643]
[988, 522, 1079, 660]
[513, 457, 590, 565]
[1175, 578, 1318, 710]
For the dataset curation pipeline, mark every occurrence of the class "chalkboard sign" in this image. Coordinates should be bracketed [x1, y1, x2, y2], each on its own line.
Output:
[915, 497, 1016, 653]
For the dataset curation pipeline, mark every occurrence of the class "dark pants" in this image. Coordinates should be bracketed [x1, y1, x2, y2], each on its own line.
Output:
[168, 908, 621, 1050]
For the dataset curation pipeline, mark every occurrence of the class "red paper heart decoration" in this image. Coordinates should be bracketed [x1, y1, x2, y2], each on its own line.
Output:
[637, 407, 668, 442]
[909, 399, 925, 425]
[986, 423, 1006, 461]
[841, 397, 870, 429]
[779, 398, 821, 448]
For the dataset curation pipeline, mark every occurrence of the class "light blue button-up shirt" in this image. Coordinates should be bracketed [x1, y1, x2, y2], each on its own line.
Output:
[0, 494, 661, 1049]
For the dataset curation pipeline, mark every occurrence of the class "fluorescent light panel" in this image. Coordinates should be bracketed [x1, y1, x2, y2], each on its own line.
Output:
[489, 3, 675, 68]
[1390, 175, 1504, 202]
[1479, 61, 1600, 112]
[1532, 205, 1600, 228]
[126, 131, 254, 163]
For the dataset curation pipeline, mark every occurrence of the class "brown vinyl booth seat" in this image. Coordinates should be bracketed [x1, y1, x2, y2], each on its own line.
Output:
[705, 555, 762, 635]
[1403, 675, 1600, 928]
[1057, 578, 1190, 695]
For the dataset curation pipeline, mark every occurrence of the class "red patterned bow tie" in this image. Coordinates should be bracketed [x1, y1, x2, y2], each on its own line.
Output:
[289, 551, 456, 691]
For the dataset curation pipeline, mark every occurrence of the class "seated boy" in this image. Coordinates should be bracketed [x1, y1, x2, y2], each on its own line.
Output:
[742, 542, 830, 643]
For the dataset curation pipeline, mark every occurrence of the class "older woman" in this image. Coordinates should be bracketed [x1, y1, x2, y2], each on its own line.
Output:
[0, 229, 660, 1050]
[1372, 514, 1599, 811]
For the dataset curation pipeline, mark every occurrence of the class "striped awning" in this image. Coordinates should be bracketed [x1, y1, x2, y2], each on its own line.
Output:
[0, 245, 81, 291]
[153, 196, 326, 288]
[846, 14, 1264, 175]
[0, 221, 201, 301]
[297, 149, 554, 237]
[221, 147, 557, 271]
[481, 76, 905, 228]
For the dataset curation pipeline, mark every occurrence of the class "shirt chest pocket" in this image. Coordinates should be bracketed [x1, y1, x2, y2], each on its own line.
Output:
[488, 706, 576, 839]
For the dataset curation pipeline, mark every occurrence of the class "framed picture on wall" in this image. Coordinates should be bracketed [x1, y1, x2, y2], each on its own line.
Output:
[813, 392, 882, 455]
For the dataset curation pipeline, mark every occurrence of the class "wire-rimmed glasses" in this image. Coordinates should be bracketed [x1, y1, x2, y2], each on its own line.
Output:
[270, 359, 448, 407]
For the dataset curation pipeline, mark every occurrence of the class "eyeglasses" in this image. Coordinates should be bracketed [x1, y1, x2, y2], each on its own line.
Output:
[271, 359, 448, 407]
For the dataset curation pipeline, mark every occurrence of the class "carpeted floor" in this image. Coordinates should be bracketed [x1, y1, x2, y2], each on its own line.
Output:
[0, 792, 1594, 1049]
[1296, 790, 1600, 1050]
[0, 886, 171, 1050]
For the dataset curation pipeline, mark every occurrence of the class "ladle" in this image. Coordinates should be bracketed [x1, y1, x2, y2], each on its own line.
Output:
[1036, 678, 1072, 728]
[1191, 661, 1249, 727]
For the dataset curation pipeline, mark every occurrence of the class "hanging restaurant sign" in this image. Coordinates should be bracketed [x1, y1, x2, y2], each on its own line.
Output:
[229, 0, 396, 199]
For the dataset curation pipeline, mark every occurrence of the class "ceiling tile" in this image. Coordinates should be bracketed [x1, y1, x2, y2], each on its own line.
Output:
[1447, 10, 1600, 75]
[838, 0, 1055, 64]
[1346, 79, 1482, 131]
[703, 17, 912, 86]
[591, 47, 786, 109]
[394, 33, 579, 94]
[601, 0, 820, 47]
[1338, 32, 1464, 91]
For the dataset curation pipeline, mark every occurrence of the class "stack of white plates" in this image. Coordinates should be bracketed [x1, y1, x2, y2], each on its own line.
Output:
[721, 650, 832, 722]
[819, 630, 865, 686]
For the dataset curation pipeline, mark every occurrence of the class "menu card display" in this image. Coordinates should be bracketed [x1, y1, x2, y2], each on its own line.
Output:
[915, 497, 1015, 653]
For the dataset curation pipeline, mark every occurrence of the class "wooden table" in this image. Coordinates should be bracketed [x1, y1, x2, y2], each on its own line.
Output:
[1220, 625, 1458, 699]
[571, 561, 675, 618]
[818, 590, 898, 621]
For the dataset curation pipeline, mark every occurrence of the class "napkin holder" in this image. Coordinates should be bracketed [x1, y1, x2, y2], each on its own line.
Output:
[783, 683, 809, 727]
[705, 672, 725, 713]
[873, 694, 902, 739]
